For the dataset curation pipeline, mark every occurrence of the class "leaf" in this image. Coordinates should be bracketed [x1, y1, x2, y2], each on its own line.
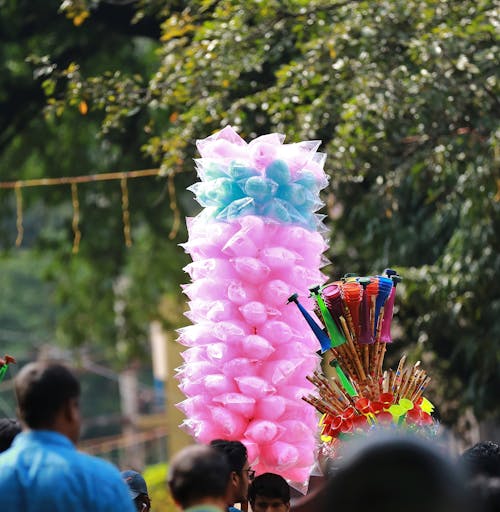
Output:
[78, 100, 88, 115]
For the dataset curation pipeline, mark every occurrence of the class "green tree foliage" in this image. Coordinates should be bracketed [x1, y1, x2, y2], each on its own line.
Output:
[0, 252, 56, 358]
[2, 0, 499, 421]
[0, 0, 189, 366]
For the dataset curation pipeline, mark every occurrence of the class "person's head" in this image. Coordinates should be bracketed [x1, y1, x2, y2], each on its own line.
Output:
[15, 362, 81, 443]
[0, 418, 21, 453]
[210, 439, 253, 505]
[323, 435, 472, 512]
[461, 441, 500, 478]
[249, 473, 290, 512]
[121, 470, 150, 512]
[168, 444, 231, 510]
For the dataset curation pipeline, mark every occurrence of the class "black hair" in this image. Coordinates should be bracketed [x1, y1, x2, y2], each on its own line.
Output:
[0, 418, 21, 453]
[462, 441, 500, 478]
[15, 362, 80, 429]
[248, 473, 290, 504]
[324, 435, 472, 512]
[210, 439, 248, 473]
[168, 444, 231, 508]
[133, 495, 150, 512]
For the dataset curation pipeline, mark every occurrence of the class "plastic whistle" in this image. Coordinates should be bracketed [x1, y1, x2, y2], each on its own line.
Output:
[288, 293, 332, 353]
[310, 285, 346, 348]
[380, 273, 402, 343]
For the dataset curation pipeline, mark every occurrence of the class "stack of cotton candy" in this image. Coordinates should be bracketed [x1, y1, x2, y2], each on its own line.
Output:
[189, 128, 328, 231]
[177, 126, 329, 487]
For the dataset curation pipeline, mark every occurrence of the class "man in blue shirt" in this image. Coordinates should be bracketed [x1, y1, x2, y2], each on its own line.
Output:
[0, 361, 136, 512]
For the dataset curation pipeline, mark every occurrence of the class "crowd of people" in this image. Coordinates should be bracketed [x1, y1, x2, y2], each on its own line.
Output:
[0, 361, 498, 511]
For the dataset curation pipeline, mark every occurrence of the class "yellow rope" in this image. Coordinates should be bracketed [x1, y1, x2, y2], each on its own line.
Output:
[3, 168, 177, 250]
[14, 184, 23, 247]
[120, 177, 132, 247]
[0, 168, 160, 189]
[168, 173, 181, 240]
[71, 183, 81, 254]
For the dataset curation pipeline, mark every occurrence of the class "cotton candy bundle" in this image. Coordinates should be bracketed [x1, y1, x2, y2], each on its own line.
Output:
[177, 126, 329, 486]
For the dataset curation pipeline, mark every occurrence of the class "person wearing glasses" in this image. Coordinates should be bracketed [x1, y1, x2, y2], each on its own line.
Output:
[210, 439, 255, 512]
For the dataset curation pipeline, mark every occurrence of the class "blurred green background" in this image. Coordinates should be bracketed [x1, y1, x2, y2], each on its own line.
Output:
[1, 1, 499, 510]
